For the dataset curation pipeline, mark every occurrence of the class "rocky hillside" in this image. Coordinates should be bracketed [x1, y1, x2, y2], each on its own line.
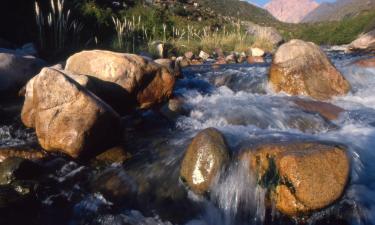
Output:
[303, 0, 375, 22]
[265, 0, 319, 23]
[195, 0, 279, 25]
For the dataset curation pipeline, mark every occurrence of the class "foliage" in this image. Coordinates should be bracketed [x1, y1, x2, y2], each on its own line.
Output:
[284, 10, 375, 45]
[34, 0, 83, 55]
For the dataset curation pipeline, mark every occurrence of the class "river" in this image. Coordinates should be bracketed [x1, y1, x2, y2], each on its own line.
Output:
[0, 49, 375, 225]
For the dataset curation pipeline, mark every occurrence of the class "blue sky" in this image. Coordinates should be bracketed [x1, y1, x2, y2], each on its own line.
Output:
[248, 0, 337, 6]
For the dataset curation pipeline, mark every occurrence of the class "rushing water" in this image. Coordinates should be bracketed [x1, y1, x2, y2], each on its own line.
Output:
[0, 49, 375, 225]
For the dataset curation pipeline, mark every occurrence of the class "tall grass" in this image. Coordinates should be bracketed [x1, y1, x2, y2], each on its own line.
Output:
[110, 15, 269, 56]
[35, 0, 83, 52]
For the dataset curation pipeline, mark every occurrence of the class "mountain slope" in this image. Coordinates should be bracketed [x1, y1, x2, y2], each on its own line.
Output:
[265, 0, 319, 23]
[303, 0, 375, 22]
[196, 0, 279, 25]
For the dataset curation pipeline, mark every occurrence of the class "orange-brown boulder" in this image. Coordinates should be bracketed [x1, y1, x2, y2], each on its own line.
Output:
[180, 128, 230, 195]
[243, 142, 349, 217]
[269, 39, 350, 100]
[65, 50, 175, 109]
[21, 68, 121, 159]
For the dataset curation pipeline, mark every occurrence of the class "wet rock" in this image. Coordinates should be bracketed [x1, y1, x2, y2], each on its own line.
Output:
[348, 29, 375, 52]
[191, 59, 203, 65]
[243, 142, 349, 217]
[0, 158, 44, 185]
[214, 57, 227, 65]
[0, 147, 47, 163]
[184, 51, 194, 60]
[160, 97, 189, 120]
[225, 53, 238, 64]
[353, 57, 375, 68]
[250, 47, 265, 57]
[0, 49, 46, 99]
[247, 56, 265, 64]
[237, 53, 247, 63]
[198, 51, 210, 61]
[293, 98, 344, 121]
[21, 67, 121, 159]
[65, 50, 175, 109]
[180, 128, 230, 195]
[93, 146, 131, 166]
[91, 168, 137, 204]
[269, 39, 351, 100]
[178, 56, 191, 68]
[155, 58, 182, 78]
[246, 23, 284, 47]
[0, 184, 37, 209]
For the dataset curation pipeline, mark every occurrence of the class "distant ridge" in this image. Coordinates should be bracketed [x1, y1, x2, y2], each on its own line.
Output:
[303, 0, 375, 22]
[196, 0, 278, 25]
[264, 0, 319, 23]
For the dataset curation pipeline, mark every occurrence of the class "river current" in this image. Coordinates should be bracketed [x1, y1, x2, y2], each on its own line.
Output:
[0, 49, 375, 225]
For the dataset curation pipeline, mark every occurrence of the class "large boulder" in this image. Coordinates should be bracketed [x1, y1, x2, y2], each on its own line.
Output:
[243, 142, 349, 217]
[269, 39, 351, 100]
[246, 23, 284, 47]
[348, 29, 375, 53]
[180, 128, 230, 195]
[65, 50, 175, 109]
[21, 67, 121, 159]
[0, 49, 45, 99]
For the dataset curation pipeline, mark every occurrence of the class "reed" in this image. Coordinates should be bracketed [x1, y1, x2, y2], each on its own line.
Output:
[34, 0, 83, 52]
[110, 14, 272, 56]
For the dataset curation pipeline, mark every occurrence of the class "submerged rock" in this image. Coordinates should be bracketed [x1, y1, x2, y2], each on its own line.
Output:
[269, 39, 351, 100]
[21, 67, 121, 159]
[348, 29, 375, 53]
[65, 50, 175, 109]
[180, 128, 230, 195]
[0, 49, 45, 99]
[91, 168, 137, 204]
[93, 146, 131, 166]
[160, 97, 188, 121]
[293, 98, 344, 121]
[0, 158, 44, 185]
[243, 142, 349, 217]
[353, 57, 375, 68]
[0, 147, 47, 163]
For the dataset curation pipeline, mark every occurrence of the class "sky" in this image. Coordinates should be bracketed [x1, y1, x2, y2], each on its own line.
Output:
[247, 0, 337, 7]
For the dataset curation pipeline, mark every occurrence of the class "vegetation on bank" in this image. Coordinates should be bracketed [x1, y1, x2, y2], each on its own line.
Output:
[7, 0, 375, 61]
[33, 0, 270, 60]
[287, 10, 375, 45]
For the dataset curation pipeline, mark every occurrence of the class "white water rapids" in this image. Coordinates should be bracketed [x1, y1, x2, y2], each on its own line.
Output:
[0, 49, 375, 225]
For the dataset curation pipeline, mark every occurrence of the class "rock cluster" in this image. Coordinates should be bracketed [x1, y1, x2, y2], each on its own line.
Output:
[18, 50, 176, 159]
